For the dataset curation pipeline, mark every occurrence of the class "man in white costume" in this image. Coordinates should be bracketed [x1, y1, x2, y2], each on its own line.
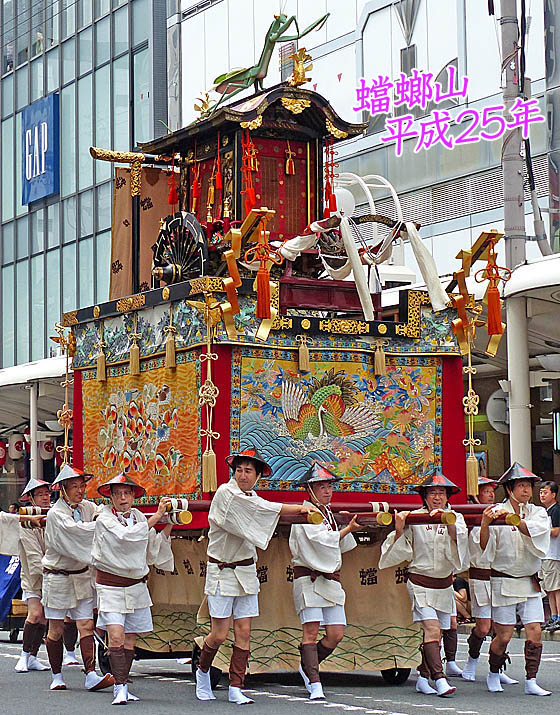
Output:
[195, 447, 320, 705]
[462, 477, 517, 686]
[379, 473, 468, 697]
[479, 462, 551, 696]
[289, 464, 360, 701]
[93, 473, 174, 705]
[14, 478, 52, 674]
[42, 463, 114, 692]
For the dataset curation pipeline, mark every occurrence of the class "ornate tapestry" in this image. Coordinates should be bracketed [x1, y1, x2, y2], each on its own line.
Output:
[230, 347, 442, 494]
[81, 353, 201, 501]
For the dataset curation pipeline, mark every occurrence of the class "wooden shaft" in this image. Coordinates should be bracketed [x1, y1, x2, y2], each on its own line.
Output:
[404, 512, 457, 525]
[464, 513, 521, 527]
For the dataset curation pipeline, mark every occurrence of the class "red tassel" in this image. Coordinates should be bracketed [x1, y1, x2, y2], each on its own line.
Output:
[223, 215, 230, 233]
[328, 192, 338, 213]
[256, 266, 271, 319]
[206, 220, 214, 240]
[486, 285, 503, 335]
[168, 184, 178, 205]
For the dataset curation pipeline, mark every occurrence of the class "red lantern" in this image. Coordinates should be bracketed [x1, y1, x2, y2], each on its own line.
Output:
[0, 441, 6, 467]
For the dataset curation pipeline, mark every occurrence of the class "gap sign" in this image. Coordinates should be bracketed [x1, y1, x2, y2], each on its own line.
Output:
[21, 93, 59, 204]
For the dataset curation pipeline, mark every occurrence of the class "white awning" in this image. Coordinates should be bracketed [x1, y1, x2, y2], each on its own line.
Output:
[0, 355, 69, 388]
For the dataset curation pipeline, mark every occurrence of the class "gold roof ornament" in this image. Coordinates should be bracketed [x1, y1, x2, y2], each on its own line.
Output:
[288, 48, 313, 87]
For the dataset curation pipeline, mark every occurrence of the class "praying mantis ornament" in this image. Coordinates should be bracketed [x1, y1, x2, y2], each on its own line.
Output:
[209, 12, 329, 115]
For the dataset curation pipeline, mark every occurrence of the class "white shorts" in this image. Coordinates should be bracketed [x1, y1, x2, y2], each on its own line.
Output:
[44, 597, 95, 621]
[413, 599, 457, 630]
[299, 605, 346, 626]
[471, 590, 491, 619]
[22, 591, 42, 603]
[208, 585, 259, 620]
[492, 595, 544, 626]
[97, 607, 153, 634]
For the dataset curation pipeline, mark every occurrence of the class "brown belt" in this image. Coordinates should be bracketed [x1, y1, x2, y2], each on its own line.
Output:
[491, 569, 541, 591]
[96, 569, 148, 587]
[43, 566, 89, 576]
[293, 566, 341, 583]
[208, 557, 254, 570]
[406, 572, 453, 589]
[469, 567, 491, 581]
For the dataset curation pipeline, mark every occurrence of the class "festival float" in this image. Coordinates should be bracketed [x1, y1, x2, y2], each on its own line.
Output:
[57, 13, 512, 685]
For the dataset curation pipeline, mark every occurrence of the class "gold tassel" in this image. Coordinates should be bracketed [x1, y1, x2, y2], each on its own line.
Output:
[165, 305, 177, 369]
[129, 342, 140, 376]
[374, 343, 387, 376]
[202, 448, 218, 492]
[165, 331, 176, 369]
[297, 335, 310, 372]
[129, 313, 141, 376]
[97, 351, 106, 382]
[466, 453, 479, 497]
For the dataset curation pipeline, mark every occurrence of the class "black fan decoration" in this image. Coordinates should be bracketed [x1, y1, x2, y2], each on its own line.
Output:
[152, 212, 209, 286]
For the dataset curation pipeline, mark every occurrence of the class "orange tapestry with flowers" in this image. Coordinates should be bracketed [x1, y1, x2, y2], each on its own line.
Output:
[81, 356, 201, 501]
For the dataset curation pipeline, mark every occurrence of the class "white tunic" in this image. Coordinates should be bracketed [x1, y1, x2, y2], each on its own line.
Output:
[0, 513, 45, 595]
[205, 479, 282, 597]
[42, 497, 98, 609]
[289, 501, 356, 611]
[468, 526, 492, 607]
[92, 505, 174, 614]
[19, 525, 45, 595]
[478, 499, 550, 606]
[0, 512, 20, 556]
[379, 508, 468, 613]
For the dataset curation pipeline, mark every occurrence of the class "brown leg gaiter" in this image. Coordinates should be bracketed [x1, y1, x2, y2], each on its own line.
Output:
[488, 645, 508, 673]
[109, 646, 128, 685]
[63, 621, 78, 651]
[46, 637, 64, 675]
[198, 641, 219, 673]
[229, 645, 250, 689]
[79, 634, 96, 674]
[442, 628, 458, 662]
[524, 640, 542, 680]
[467, 629, 486, 659]
[423, 640, 444, 680]
[23, 621, 45, 656]
[417, 643, 431, 679]
[124, 648, 135, 682]
[317, 638, 335, 664]
[299, 643, 320, 684]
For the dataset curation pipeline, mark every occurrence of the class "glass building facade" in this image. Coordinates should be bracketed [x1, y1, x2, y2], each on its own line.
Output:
[0, 0, 167, 368]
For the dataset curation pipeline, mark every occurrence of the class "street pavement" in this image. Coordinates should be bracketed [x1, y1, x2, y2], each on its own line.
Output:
[1, 631, 559, 714]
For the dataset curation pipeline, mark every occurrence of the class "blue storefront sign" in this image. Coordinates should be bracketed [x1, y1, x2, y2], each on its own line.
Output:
[21, 93, 60, 204]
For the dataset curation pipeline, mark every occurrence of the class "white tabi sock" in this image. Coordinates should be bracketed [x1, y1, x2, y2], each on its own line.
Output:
[499, 671, 518, 685]
[445, 660, 463, 677]
[15, 652, 29, 673]
[524, 678, 552, 696]
[228, 686, 254, 704]
[435, 677, 456, 697]
[415, 675, 437, 694]
[27, 655, 50, 671]
[461, 656, 478, 681]
[50, 673, 67, 690]
[112, 683, 128, 705]
[487, 671, 503, 692]
[308, 682, 325, 700]
[195, 668, 216, 700]
[298, 664, 311, 693]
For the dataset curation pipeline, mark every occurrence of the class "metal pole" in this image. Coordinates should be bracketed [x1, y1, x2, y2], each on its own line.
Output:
[506, 296, 532, 467]
[500, 0, 526, 269]
[29, 382, 43, 479]
[500, 0, 532, 466]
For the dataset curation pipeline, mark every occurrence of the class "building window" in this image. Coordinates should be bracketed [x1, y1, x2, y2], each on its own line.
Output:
[1, 265, 15, 366]
[95, 16, 111, 66]
[31, 254, 45, 360]
[15, 259, 29, 363]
